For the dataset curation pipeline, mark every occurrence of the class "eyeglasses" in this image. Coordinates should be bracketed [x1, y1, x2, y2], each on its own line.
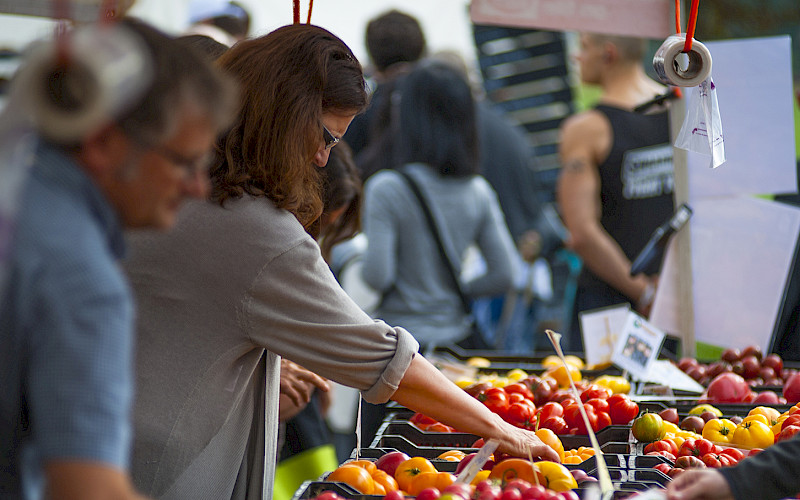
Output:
[322, 123, 340, 150]
[152, 145, 214, 179]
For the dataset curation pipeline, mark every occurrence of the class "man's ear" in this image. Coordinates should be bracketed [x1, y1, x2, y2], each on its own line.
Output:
[75, 124, 133, 177]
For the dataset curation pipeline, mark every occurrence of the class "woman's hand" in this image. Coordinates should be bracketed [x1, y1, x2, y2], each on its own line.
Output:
[279, 359, 329, 407]
[665, 469, 733, 500]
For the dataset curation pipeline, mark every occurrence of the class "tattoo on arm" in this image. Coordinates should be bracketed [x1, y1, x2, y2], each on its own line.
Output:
[564, 159, 589, 173]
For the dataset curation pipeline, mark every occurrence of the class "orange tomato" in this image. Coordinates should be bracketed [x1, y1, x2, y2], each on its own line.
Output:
[347, 459, 378, 474]
[327, 464, 375, 494]
[488, 458, 537, 484]
[437, 450, 467, 461]
[394, 457, 437, 492]
[372, 470, 399, 493]
[544, 364, 581, 388]
[407, 471, 455, 495]
[535, 428, 566, 462]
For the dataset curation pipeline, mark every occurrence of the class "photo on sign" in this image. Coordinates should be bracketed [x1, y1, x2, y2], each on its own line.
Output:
[612, 313, 666, 379]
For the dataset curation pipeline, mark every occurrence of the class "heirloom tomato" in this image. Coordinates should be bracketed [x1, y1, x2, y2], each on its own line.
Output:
[540, 416, 569, 434]
[678, 438, 715, 458]
[505, 382, 535, 400]
[731, 420, 774, 449]
[534, 428, 565, 462]
[607, 394, 639, 425]
[537, 402, 564, 422]
[632, 412, 664, 442]
[488, 458, 537, 484]
[702, 419, 736, 444]
[479, 387, 510, 417]
[407, 471, 455, 496]
[532, 461, 578, 492]
[394, 457, 437, 492]
[327, 464, 375, 494]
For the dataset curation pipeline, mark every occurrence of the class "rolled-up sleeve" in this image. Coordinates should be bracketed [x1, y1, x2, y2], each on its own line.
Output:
[241, 235, 419, 404]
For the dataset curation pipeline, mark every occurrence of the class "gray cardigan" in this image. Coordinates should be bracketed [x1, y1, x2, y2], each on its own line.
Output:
[361, 164, 516, 347]
[124, 196, 418, 500]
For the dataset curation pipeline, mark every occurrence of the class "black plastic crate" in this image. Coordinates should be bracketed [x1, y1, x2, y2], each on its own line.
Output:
[568, 453, 673, 472]
[372, 421, 480, 448]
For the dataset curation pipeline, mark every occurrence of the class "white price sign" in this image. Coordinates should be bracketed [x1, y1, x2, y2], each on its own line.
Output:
[612, 313, 666, 380]
[579, 303, 630, 367]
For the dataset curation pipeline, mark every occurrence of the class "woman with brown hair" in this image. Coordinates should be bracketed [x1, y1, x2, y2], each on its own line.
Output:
[125, 24, 559, 500]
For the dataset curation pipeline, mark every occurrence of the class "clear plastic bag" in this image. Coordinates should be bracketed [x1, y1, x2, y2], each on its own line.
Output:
[676, 77, 726, 168]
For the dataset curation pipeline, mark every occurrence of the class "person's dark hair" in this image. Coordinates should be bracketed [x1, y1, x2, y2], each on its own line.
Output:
[176, 34, 229, 61]
[398, 61, 478, 177]
[310, 141, 362, 262]
[365, 10, 425, 73]
[354, 75, 404, 180]
[114, 17, 237, 147]
[209, 1, 251, 39]
[213, 24, 368, 228]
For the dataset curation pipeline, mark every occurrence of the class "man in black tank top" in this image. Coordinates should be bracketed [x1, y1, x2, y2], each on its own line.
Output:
[556, 33, 675, 352]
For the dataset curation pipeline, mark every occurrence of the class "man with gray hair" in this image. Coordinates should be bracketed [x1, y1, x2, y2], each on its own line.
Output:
[0, 17, 235, 500]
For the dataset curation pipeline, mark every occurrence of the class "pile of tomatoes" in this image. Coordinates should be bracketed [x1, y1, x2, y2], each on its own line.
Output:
[320, 452, 580, 500]
[460, 380, 640, 436]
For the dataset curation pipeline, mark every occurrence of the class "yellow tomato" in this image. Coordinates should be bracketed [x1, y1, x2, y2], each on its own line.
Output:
[689, 404, 723, 417]
[773, 415, 789, 435]
[702, 419, 737, 444]
[544, 364, 582, 388]
[471, 470, 491, 486]
[455, 379, 475, 389]
[437, 450, 467, 462]
[467, 357, 491, 367]
[749, 406, 781, 426]
[661, 421, 679, 436]
[507, 368, 529, 382]
[731, 421, 774, 449]
[741, 414, 770, 427]
[593, 375, 631, 394]
[533, 461, 578, 492]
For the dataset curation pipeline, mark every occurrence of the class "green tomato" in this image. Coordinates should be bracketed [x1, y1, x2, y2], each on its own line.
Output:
[632, 412, 665, 443]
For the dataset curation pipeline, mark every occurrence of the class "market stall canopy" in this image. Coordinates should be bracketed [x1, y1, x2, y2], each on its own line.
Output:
[0, 0, 136, 23]
[470, 0, 673, 39]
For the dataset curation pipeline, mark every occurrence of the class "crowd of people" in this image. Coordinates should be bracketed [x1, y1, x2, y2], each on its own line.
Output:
[1, 4, 798, 500]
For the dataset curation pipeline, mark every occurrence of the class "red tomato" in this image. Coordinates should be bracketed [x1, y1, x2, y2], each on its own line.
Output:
[701, 453, 722, 468]
[580, 385, 612, 402]
[719, 447, 744, 463]
[479, 387, 510, 417]
[506, 402, 535, 428]
[595, 411, 612, 431]
[607, 394, 639, 425]
[563, 404, 597, 434]
[540, 416, 568, 434]
[644, 440, 678, 457]
[784, 373, 800, 403]
[706, 373, 751, 403]
[585, 398, 609, 414]
[679, 438, 715, 458]
[781, 414, 800, 431]
[504, 382, 535, 400]
[537, 402, 564, 422]
[409, 413, 438, 428]
[646, 450, 676, 462]
[654, 463, 672, 476]
[776, 424, 800, 443]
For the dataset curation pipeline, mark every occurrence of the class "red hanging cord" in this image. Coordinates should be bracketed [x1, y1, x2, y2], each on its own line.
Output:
[306, 0, 314, 24]
[674, 0, 681, 34]
[682, 0, 700, 52]
[98, 0, 119, 24]
[53, 0, 71, 66]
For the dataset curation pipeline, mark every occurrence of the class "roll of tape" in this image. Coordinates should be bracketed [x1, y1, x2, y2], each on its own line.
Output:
[653, 34, 712, 87]
[14, 25, 152, 144]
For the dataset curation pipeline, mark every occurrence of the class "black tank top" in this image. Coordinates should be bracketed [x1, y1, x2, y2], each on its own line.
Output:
[578, 104, 675, 290]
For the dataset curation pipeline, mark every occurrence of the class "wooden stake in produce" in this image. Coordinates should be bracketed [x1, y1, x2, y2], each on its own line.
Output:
[545, 330, 614, 497]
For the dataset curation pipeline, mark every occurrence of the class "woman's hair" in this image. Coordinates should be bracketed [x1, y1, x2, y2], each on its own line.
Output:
[397, 60, 478, 177]
[310, 141, 362, 262]
[212, 24, 368, 228]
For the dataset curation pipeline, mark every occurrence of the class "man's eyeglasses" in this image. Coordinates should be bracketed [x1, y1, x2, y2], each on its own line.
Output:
[322, 124, 339, 150]
[153, 145, 215, 180]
